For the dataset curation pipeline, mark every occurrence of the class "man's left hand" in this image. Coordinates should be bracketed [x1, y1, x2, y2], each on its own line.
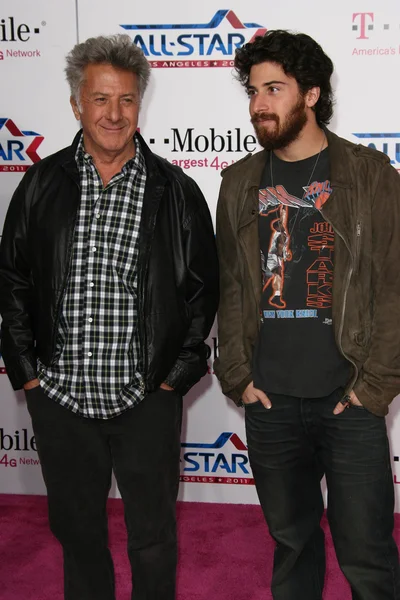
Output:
[160, 382, 174, 391]
[333, 390, 363, 415]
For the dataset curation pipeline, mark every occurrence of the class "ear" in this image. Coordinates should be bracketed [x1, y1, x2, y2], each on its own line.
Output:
[305, 86, 320, 109]
[70, 96, 81, 121]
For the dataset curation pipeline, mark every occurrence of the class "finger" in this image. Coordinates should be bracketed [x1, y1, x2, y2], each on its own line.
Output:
[256, 391, 272, 410]
[333, 401, 346, 415]
[349, 390, 362, 406]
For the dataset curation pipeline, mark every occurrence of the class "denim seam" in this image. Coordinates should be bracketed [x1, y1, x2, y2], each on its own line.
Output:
[311, 453, 324, 600]
[310, 515, 323, 599]
[380, 438, 399, 599]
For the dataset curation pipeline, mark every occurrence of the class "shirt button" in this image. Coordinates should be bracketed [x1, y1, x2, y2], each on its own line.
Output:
[95, 213, 101, 219]
[92, 246, 97, 252]
[89, 282, 94, 287]
[88, 317, 93, 323]
[87, 352, 92, 357]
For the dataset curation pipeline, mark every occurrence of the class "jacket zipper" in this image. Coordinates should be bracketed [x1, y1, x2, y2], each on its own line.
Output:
[139, 189, 162, 392]
[138, 252, 149, 392]
[355, 221, 361, 268]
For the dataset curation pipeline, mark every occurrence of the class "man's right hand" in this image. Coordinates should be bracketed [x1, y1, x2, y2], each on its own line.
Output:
[242, 381, 271, 409]
[23, 378, 40, 390]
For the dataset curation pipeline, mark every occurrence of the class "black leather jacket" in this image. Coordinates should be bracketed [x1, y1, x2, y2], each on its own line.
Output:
[0, 131, 219, 395]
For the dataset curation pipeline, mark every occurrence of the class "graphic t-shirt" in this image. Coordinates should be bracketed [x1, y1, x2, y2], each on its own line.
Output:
[253, 148, 350, 397]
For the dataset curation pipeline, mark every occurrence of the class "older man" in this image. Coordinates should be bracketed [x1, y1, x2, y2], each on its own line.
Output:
[0, 34, 218, 600]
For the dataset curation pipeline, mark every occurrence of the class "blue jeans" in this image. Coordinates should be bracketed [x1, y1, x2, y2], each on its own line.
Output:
[245, 388, 400, 600]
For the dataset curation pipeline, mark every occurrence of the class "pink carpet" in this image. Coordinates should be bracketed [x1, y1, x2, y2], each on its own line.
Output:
[1, 494, 399, 599]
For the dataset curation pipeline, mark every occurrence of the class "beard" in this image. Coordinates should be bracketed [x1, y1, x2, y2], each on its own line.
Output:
[251, 95, 307, 151]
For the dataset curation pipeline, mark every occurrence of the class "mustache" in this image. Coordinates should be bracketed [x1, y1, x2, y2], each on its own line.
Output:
[251, 112, 279, 125]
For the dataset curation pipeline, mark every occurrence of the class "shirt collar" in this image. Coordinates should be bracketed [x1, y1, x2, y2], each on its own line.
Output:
[75, 132, 146, 175]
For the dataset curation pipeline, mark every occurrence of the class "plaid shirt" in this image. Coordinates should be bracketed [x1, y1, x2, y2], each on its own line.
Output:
[38, 134, 146, 418]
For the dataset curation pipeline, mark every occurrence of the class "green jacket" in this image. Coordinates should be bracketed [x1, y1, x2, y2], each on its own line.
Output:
[214, 129, 400, 417]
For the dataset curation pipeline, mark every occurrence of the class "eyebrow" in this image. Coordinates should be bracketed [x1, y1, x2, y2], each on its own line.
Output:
[247, 80, 288, 90]
[89, 92, 137, 97]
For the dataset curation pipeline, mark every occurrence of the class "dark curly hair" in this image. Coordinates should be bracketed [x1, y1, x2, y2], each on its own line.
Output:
[234, 30, 334, 125]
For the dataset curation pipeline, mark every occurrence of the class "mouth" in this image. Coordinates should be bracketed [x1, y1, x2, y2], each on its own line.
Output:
[101, 125, 126, 132]
[257, 118, 277, 124]
[252, 116, 278, 126]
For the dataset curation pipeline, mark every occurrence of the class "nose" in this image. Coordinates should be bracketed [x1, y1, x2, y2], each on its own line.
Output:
[251, 92, 270, 115]
[105, 98, 122, 122]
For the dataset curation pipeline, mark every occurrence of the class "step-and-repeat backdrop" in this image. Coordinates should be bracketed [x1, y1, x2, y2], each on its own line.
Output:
[1, 0, 400, 505]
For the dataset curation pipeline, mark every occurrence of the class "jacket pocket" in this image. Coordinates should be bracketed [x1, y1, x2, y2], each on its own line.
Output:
[354, 320, 371, 348]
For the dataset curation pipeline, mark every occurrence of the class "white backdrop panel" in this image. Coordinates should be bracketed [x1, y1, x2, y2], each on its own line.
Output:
[1, 0, 400, 505]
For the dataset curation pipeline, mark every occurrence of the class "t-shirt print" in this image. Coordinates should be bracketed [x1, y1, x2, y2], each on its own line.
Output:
[258, 180, 333, 311]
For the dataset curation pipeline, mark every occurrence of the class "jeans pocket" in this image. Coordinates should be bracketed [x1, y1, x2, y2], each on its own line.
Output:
[244, 399, 263, 409]
[24, 385, 41, 396]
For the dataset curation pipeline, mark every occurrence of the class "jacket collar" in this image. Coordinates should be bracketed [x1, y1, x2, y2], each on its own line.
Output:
[241, 149, 266, 190]
[60, 130, 81, 184]
[324, 128, 353, 190]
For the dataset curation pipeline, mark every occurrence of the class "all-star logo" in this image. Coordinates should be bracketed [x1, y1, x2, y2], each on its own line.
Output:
[180, 432, 254, 485]
[0, 118, 44, 172]
[120, 9, 267, 68]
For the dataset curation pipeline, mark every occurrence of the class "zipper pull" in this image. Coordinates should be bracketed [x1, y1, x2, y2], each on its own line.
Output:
[356, 222, 361, 236]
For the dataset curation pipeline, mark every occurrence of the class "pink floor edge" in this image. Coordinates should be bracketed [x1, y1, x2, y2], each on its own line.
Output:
[1, 494, 400, 599]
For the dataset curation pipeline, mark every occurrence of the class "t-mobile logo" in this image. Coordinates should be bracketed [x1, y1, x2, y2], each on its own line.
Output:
[352, 12, 374, 40]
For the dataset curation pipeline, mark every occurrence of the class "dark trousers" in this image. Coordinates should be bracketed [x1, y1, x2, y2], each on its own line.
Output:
[245, 388, 400, 600]
[25, 385, 182, 600]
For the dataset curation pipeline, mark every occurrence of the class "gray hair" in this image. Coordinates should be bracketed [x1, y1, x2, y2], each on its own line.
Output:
[65, 34, 151, 103]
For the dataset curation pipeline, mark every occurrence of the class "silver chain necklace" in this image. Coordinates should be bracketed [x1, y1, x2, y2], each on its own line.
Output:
[269, 132, 327, 239]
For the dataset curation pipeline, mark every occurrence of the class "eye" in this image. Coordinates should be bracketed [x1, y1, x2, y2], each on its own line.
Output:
[121, 97, 134, 105]
[246, 89, 256, 98]
[269, 86, 279, 93]
[94, 97, 107, 105]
